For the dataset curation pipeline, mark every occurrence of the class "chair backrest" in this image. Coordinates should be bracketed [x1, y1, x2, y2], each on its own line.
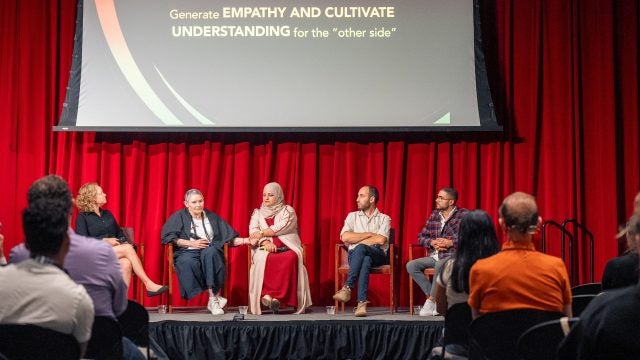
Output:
[517, 317, 579, 360]
[571, 282, 601, 296]
[469, 309, 563, 360]
[121, 227, 135, 246]
[572, 294, 597, 317]
[116, 300, 149, 347]
[85, 316, 123, 360]
[0, 324, 80, 360]
[444, 302, 473, 348]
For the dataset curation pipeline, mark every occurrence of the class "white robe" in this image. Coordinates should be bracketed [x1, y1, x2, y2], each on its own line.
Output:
[248, 205, 312, 314]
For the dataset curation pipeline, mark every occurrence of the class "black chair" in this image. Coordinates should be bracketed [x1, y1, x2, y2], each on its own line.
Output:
[517, 317, 579, 360]
[469, 309, 563, 360]
[429, 302, 473, 358]
[0, 324, 80, 359]
[444, 303, 473, 351]
[117, 300, 150, 358]
[85, 316, 123, 360]
[571, 283, 601, 296]
[572, 294, 597, 317]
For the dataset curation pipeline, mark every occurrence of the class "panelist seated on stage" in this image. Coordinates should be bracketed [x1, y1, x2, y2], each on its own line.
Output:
[162, 189, 248, 315]
[408, 187, 468, 316]
[247, 182, 312, 315]
[333, 185, 390, 317]
[75, 182, 167, 298]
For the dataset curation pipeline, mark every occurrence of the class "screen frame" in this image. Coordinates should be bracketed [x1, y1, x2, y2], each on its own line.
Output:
[56, 0, 502, 133]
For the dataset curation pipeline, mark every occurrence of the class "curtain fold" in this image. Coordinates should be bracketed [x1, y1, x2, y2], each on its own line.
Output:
[1, 0, 638, 307]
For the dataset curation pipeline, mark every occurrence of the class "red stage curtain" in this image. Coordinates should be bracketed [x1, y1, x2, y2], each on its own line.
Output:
[0, 0, 638, 307]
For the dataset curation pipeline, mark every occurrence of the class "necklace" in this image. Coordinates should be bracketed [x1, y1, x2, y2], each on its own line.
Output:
[190, 212, 212, 241]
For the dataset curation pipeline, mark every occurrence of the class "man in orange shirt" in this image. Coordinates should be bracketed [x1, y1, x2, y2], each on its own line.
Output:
[468, 192, 572, 319]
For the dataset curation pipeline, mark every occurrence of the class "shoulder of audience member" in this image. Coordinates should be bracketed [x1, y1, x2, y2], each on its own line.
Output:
[70, 231, 113, 252]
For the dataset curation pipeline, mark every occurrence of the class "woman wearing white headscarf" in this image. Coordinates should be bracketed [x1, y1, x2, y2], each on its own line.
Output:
[248, 182, 312, 314]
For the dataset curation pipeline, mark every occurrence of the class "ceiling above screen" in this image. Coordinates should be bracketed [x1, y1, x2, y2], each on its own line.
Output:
[57, 0, 500, 132]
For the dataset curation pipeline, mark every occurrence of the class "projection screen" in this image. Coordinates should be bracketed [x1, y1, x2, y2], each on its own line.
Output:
[56, 0, 500, 132]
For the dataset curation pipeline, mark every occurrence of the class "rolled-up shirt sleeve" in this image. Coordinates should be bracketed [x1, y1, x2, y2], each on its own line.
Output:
[376, 215, 391, 239]
[340, 213, 356, 237]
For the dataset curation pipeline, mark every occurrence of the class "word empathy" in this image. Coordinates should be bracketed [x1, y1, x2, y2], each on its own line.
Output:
[170, 7, 395, 20]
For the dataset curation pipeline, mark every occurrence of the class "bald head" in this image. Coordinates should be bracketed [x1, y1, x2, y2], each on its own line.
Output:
[499, 192, 540, 236]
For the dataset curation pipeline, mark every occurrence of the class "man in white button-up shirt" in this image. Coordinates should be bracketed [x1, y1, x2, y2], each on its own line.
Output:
[333, 185, 390, 317]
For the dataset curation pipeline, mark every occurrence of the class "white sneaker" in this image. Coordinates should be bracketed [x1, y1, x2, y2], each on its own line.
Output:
[208, 298, 224, 315]
[216, 295, 228, 309]
[420, 299, 436, 316]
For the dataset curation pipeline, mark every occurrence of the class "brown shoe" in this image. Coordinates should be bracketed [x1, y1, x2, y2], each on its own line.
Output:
[354, 301, 368, 317]
[270, 298, 280, 314]
[332, 286, 351, 303]
[261, 294, 273, 308]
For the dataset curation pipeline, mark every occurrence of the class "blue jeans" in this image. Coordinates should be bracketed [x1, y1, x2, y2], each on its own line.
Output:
[345, 244, 388, 302]
[122, 336, 145, 360]
[406, 256, 447, 298]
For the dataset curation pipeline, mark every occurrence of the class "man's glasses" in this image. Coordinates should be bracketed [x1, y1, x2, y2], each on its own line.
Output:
[436, 196, 453, 201]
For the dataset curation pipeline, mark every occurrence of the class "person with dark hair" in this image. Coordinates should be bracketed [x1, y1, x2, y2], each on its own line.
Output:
[0, 177, 95, 356]
[407, 187, 468, 316]
[435, 210, 500, 314]
[602, 213, 640, 290]
[557, 215, 640, 359]
[161, 189, 248, 315]
[10, 175, 144, 360]
[75, 182, 167, 297]
[333, 185, 390, 317]
[431, 210, 499, 357]
[468, 192, 572, 318]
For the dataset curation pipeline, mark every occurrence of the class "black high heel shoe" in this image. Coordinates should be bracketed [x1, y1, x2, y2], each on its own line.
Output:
[147, 285, 169, 297]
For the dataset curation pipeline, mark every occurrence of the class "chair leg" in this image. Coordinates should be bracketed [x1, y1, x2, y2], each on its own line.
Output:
[409, 274, 414, 315]
[167, 269, 173, 314]
[334, 272, 339, 312]
[389, 271, 394, 314]
[340, 274, 345, 313]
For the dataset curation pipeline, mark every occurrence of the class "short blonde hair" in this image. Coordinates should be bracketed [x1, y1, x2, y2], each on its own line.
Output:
[76, 182, 100, 212]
